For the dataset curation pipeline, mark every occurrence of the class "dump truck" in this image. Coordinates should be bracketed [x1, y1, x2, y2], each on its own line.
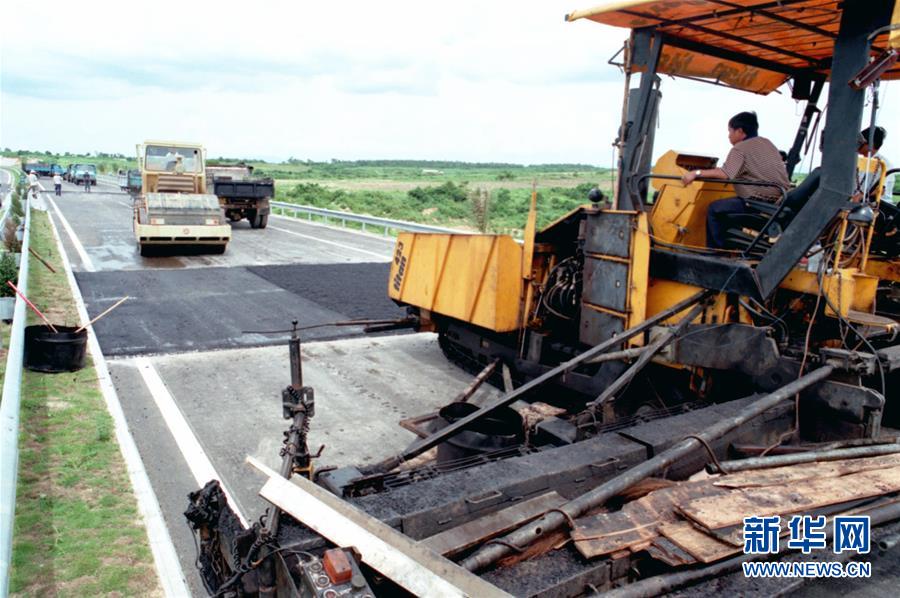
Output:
[22, 162, 52, 177]
[206, 163, 273, 229]
[71, 163, 97, 186]
[132, 141, 231, 256]
[186, 2, 900, 596]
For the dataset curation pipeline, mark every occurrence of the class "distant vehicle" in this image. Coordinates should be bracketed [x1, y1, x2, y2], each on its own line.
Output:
[133, 141, 231, 256]
[118, 169, 142, 193]
[206, 163, 274, 229]
[72, 164, 97, 186]
[127, 169, 142, 194]
[50, 164, 65, 176]
[64, 164, 75, 182]
[22, 162, 52, 177]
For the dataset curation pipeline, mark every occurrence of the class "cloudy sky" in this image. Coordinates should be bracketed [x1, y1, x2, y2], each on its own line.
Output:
[1, 1, 898, 167]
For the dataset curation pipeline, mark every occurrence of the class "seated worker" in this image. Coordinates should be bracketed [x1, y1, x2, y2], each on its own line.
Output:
[681, 112, 790, 249]
[856, 126, 895, 203]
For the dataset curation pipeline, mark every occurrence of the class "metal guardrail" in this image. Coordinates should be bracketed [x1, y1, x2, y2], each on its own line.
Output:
[270, 200, 463, 236]
[0, 184, 32, 595]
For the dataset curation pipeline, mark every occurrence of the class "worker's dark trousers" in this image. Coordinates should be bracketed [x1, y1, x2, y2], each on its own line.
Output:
[55, 184, 62, 196]
[706, 197, 747, 249]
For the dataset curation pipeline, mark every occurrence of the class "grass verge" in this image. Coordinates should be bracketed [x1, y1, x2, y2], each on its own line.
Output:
[6, 207, 160, 596]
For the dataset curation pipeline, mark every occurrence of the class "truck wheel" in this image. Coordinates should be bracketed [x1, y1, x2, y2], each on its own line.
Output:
[139, 245, 154, 257]
[210, 244, 227, 255]
[255, 213, 268, 229]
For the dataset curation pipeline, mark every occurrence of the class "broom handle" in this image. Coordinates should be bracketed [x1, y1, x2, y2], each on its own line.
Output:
[76, 296, 129, 333]
[5, 281, 58, 333]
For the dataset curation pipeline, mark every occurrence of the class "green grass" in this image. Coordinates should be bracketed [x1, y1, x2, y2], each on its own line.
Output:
[3, 149, 614, 232]
[7, 209, 159, 597]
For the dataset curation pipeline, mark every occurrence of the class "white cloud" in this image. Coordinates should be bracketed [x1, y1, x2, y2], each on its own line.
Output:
[1, 1, 898, 167]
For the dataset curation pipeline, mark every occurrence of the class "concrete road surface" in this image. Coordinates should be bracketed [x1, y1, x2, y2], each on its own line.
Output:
[44, 178, 493, 595]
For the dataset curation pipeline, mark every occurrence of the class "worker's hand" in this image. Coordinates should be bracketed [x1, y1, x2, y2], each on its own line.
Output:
[681, 171, 697, 186]
[850, 191, 863, 203]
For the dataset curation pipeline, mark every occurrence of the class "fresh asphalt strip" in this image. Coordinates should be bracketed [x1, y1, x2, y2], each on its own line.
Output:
[74, 262, 407, 356]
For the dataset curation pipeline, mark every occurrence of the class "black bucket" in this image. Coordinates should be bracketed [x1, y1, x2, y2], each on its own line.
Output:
[435, 402, 524, 464]
[24, 325, 88, 373]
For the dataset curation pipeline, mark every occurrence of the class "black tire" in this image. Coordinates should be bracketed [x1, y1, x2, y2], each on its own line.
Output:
[139, 244, 154, 257]
[210, 244, 227, 254]
[256, 213, 268, 229]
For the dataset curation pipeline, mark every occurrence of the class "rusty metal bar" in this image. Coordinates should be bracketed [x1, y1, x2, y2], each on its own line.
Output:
[395, 290, 712, 467]
[709, 442, 900, 474]
[584, 347, 646, 364]
[454, 359, 500, 403]
[587, 302, 706, 415]
[459, 365, 835, 572]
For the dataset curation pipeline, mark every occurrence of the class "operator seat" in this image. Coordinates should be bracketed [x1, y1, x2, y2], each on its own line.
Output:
[720, 169, 822, 256]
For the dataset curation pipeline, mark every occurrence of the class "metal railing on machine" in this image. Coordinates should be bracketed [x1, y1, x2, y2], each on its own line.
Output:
[0, 179, 32, 595]
[270, 201, 463, 236]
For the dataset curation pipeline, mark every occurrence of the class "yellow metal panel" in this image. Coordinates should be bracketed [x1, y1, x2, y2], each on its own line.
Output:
[893, 0, 900, 49]
[649, 151, 735, 246]
[865, 259, 900, 283]
[780, 268, 877, 318]
[389, 233, 524, 332]
[626, 212, 651, 342]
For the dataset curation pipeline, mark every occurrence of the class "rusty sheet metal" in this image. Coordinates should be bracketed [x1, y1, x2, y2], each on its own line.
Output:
[422, 491, 566, 558]
[679, 464, 900, 530]
[572, 480, 727, 559]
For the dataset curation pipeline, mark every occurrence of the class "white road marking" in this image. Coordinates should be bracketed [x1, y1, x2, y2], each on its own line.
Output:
[117, 201, 131, 208]
[46, 195, 96, 272]
[270, 225, 392, 260]
[46, 207, 190, 596]
[133, 357, 249, 527]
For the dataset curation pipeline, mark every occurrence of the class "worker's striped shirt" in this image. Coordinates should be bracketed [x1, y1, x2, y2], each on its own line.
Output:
[720, 136, 790, 201]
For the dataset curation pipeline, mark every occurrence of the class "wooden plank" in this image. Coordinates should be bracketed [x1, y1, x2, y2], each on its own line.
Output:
[658, 522, 741, 564]
[571, 479, 728, 559]
[712, 453, 900, 489]
[423, 491, 567, 558]
[680, 465, 900, 530]
[646, 537, 697, 567]
[248, 456, 512, 598]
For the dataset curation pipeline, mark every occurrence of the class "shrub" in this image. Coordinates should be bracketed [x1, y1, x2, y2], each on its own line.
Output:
[407, 181, 468, 205]
[3, 216, 22, 253]
[10, 193, 24, 218]
[0, 252, 17, 297]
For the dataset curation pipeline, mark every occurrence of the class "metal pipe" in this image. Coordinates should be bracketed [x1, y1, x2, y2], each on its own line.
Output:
[599, 490, 900, 598]
[587, 302, 706, 414]
[397, 290, 711, 465]
[459, 365, 834, 572]
[731, 436, 900, 456]
[708, 442, 900, 474]
[0, 194, 32, 595]
[289, 320, 302, 390]
[584, 347, 646, 365]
